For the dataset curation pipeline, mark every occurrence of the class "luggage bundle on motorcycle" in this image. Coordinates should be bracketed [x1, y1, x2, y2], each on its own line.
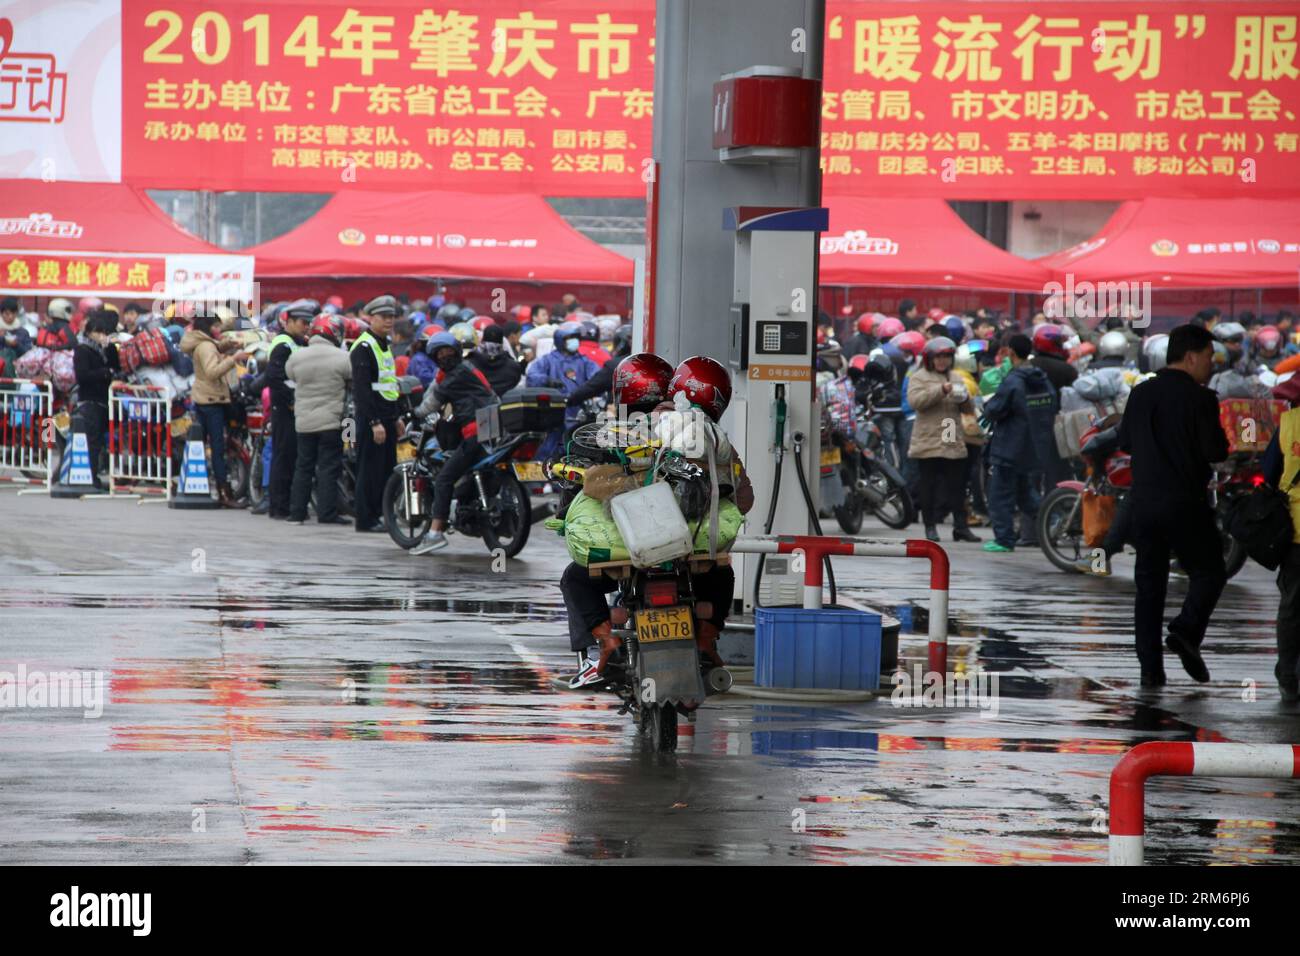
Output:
[1219, 398, 1286, 455]
[118, 328, 171, 375]
[560, 490, 743, 567]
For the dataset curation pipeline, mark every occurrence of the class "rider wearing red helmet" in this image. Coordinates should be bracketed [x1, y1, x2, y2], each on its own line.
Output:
[845, 312, 879, 360]
[892, 330, 926, 361]
[666, 355, 732, 421]
[874, 316, 905, 341]
[285, 307, 354, 525]
[1030, 323, 1079, 394]
[562, 353, 752, 690]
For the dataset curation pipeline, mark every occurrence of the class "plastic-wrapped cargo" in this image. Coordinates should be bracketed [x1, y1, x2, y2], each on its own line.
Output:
[560, 490, 744, 566]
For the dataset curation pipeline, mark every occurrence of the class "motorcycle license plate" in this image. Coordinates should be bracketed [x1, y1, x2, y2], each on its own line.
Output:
[396, 441, 417, 463]
[513, 461, 546, 482]
[635, 606, 695, 644]
[820, 447, 841, 466]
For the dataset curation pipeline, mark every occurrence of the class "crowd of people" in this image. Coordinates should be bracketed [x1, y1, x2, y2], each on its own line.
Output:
[4, 289, 1300, 698]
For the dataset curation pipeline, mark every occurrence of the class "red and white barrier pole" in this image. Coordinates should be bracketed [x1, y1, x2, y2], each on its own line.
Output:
[1109, 742, 1300, 865]
[730, 535, 950, 673]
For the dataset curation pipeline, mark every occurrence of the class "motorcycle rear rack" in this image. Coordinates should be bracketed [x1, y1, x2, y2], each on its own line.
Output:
[585, 554, 731, 579]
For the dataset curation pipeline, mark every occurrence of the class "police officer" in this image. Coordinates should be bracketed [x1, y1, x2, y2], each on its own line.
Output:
[266, 299, 315, 519]
[350, 295, 402, 532]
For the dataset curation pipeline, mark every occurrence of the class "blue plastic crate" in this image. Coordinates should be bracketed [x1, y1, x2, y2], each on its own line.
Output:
[754, 606, 882, 690]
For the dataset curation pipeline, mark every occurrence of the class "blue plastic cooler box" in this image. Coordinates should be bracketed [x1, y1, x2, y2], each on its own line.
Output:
[754, 607, 882, 690]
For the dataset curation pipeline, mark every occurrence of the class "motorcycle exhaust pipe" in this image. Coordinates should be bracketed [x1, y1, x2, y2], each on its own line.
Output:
[854, 477, 887, 508]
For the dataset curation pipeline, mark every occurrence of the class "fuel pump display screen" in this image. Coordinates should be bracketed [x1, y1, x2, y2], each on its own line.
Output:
[753, 321, 807, 356]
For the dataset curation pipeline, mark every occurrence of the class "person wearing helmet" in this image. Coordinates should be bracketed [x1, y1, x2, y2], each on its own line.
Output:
[1141, 332, 1169, 374]
[408, 328, 508, 555]
[264, 299, 316, 519]
[843, 312, 879, 360]
[576, 318, 612, 366]
[907, 337, 980, 543]
[1209, 321, 1271, 398]
[0, 297, 31, 376]
[1253, 325, 1286, 371]
[981, 334, 1059, 552]
[407, 325, 443, 388]
[1030, 324, 1079, 393]
[350, 296, 404, 532]
[285, 313, 352, 526]
[942, 315, 967, 345]
[562, 322, 636, 410]
[525, 320, 602, 459]
[1117, 324, 1228, 687]
[874, 316, 905, 341]
[448, 321, 477, 351]
[1060, 329, 1132, 415]
[37, 298, 76, 351]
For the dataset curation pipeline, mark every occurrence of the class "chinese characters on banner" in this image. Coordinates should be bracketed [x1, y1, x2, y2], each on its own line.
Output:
[23, 0, 1298, 198]
[0, 253, 164, 297]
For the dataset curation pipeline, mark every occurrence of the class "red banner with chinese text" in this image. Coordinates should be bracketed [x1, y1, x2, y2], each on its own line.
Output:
[105, 0, 1299, 198]
[0, 253, 164, 297]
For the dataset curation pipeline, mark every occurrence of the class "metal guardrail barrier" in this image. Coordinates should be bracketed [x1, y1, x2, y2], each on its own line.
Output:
[1109, 741, 1300, 865]
[109, 382, 173, 499]
[729, 534, 951, 674]
[0, 377, 54, 494]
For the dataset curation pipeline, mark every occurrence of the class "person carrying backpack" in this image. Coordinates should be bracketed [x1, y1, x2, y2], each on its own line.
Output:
[981, 334, 1058, 552]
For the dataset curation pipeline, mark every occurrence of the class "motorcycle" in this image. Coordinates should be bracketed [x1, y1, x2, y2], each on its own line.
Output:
[549, 453, 733, 753]
[825, 408, 915, 532]
[1037, 418, 1249, 578]
[382, 388, 538, 557]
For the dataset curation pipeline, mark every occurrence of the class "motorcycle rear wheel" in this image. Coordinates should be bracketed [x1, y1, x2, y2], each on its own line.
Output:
[1037, 486, 1086, 573]
[481, 468, 532, 558]
[648, 704, 677, 753]
[382, 465, 432, 549]
[871, 475, 915, 530]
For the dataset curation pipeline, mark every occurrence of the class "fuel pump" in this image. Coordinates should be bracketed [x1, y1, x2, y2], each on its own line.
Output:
[724, 206, 828, 611]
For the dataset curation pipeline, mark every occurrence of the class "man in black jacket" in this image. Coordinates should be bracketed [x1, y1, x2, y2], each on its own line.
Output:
[1118, 324, 1228, 687]
[265, 300, 314, 518]
[350, 296, 403, 532]
[474, 325, 523, 396]
[409, 332, 500, 554]
[72, 311, 119, 489]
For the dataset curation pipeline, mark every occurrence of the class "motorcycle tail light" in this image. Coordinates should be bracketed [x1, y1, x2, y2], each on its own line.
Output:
[1251, 473, 1266, 487]
[645, 579, 678, 607]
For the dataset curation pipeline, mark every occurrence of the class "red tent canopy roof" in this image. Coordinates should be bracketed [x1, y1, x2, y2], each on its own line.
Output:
[0, 180, 221, 255]
[246, 189, 633, 285]
[1039, 198, 1300, 289]
[820, 197, 1052, 292]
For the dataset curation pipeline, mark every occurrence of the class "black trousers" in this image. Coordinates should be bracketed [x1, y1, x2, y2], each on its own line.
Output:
[269, 405, 297, 515]
[1131, 496, 1226, 675]
[75, 401, 108, 487]
[916, 456, 969, 528]
[560, 561, 736, 652]
[432, 436, 481, 522]
[353, 420, 396, 529]
[289, 429, 343, 523]
[1276, 543, 1300, 691]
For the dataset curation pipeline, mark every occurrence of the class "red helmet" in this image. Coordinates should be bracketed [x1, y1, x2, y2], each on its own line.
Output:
[875, 316, 905, 340]
[926, 307, 945, 321]
[514, 304, 532, 323]
[78, 296, 103, 313]
[472, 316, 495, 333]
[1032, 323, 1071, 359]
[921, 335, 957, 370]
[855, 312, 875, 336]
[893, 330, 926, 359]
[1256, 325, 1283, 353]
[848, 353, 870, 376]
[667, 355, 732, 422]
[343, 316, 369, 341]
[309, 314, 343, 345]
[325, 295, 344, 309]
[613, 353, 674, 412]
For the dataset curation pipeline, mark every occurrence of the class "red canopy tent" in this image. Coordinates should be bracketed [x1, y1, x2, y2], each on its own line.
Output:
[1039, 198, 1300, 289]
[819, 197, 1053, 292]
[246, 189, 634, 286]
[0, 181, 245, 299]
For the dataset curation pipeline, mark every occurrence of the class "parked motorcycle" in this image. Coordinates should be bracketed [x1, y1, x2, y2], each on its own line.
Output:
[825, 408, 915, 532]
[1037, 419, 1249, 578]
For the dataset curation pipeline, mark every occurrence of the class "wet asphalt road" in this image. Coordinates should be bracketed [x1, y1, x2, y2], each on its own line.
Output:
[1, 491, 1298, 865]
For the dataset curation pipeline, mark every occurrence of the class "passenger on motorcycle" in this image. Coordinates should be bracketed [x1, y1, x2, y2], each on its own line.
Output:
[525, 321, 602, 459]
[408, 331, 503, 555]
[1209, 322, 1271, 398]
[561, 355, 753, 690]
